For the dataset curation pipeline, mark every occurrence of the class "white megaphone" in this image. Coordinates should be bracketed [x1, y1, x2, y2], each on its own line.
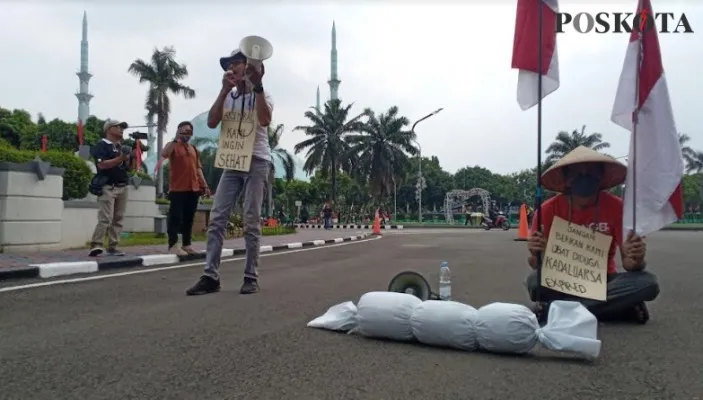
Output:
[239, 35, 273, 71]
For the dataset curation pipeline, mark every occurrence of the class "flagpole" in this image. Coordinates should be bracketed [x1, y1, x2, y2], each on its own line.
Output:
[631, 1, 645, 234]
[535, 0, 545, 303]
[631, 41, 641, 235]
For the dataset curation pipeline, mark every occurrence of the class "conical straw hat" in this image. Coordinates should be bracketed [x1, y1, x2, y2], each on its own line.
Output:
[541, 146, 627, 193]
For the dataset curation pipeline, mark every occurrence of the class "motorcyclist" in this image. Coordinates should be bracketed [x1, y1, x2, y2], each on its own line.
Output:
[484, 204, 500, 225]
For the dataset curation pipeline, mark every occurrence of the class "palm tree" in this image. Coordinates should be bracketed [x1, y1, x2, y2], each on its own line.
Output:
[190, 136, 220, 190]
[677, 133, 702, 174]
[268, 124, 296, 182]
[545, 125, 610, 167]
[128, 46, 196, 195]
[345, 106, 417, 198]
[293, 99, 366, 202]
[265, 124, 296, 216]
[679, 133, 695, 158]
[684, 150, 703, 174]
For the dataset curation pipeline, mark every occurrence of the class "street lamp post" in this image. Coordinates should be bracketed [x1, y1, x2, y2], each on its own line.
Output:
[410, 108, 443, 223]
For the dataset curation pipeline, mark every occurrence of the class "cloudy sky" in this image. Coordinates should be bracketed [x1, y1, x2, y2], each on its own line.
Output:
[1, 0, 701, 175]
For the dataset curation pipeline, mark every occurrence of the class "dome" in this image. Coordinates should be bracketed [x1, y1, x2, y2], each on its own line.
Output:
[190, 111, 310, 181]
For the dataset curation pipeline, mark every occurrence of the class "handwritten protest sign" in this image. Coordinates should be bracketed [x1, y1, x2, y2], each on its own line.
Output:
[214, 106, 258, 172]
[541, 216, 612, 301]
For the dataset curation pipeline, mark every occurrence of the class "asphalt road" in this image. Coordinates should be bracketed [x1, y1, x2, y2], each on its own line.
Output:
[1, 230, 701, 400]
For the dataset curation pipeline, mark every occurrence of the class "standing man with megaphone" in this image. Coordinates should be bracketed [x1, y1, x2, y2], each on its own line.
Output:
[186, 46, 273, 296]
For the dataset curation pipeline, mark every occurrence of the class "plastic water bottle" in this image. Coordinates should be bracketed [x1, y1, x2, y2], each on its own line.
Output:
[439, 261, 451, 300]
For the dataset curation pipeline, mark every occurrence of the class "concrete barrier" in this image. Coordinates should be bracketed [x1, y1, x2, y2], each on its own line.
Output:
[0, 160, 65, 252]
[61, 200, 99, 249]
[123, 178, 160, 232]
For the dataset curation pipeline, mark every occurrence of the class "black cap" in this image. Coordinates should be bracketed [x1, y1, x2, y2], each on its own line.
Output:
[219, 50, 247, 71]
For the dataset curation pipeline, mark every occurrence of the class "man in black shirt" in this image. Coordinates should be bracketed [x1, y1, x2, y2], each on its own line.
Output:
[88, 119, 132, 257]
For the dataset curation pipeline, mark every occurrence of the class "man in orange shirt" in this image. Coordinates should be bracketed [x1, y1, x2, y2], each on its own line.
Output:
[161, 121, 210, 255]
[526, 147, 659, 324]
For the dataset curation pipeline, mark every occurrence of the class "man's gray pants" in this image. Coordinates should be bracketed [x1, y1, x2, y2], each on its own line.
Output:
[203, 157, 270, 281]
[526, 270, 660, 319]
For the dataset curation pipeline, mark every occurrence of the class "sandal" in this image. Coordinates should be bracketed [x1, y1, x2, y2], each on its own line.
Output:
[630, 302, 650, 325]
[181, 246, 201, 255]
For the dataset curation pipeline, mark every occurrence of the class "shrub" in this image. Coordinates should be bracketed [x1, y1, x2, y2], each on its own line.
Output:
[0, 147, 92, 200]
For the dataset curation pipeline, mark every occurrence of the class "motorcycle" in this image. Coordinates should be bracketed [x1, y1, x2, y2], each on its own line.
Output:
[481, 211, 511, 231]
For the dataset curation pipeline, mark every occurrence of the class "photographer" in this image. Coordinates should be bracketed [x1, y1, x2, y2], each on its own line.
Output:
[88, 119, 132, 257]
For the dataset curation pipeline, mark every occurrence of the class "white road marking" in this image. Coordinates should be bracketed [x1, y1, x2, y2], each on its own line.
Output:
[0, 236, 382, 294]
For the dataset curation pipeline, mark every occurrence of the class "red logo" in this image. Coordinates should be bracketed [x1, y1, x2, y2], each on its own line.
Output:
[639, 8, 649, 32]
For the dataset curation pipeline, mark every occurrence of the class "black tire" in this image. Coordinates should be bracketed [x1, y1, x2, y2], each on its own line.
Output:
[501, 220, 511, 230]
[482, 222, 491, 231]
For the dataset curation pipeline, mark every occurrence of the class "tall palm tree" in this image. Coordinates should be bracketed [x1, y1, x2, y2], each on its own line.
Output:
[189, 136, 221, 190]
[268, 124, 296, 182]
[684, 150, 703, 174]
[128, 46, 196, 195]
[293, 99, 365, 202]
[679, 133, 695, 158]
[545, 125, 610, 167]
[345, 106, 417, 198]
[265, 124, 296, 216]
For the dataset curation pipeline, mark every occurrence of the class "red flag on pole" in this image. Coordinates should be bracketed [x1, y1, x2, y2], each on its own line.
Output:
[135, 139, 143, 172]
[611, 0, 684, 236]
[77, 119, 84, 146]
[511, 0, 560, 110]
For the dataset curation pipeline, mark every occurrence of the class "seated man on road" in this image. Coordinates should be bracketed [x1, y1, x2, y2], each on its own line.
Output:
[526, 146, 660, 324]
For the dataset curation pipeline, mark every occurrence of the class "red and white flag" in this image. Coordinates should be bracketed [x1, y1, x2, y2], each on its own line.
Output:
[611, 0, 684, 236]
[511, 0, 560, 110]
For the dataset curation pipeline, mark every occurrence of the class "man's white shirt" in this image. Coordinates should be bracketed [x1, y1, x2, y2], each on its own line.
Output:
[222, 89, 273, 162]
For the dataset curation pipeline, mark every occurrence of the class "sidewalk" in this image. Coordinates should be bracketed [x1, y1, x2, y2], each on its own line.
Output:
[0, 230, 370, 280]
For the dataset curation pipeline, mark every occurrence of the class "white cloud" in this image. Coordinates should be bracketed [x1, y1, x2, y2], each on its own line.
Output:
[0, 2, 701, 175]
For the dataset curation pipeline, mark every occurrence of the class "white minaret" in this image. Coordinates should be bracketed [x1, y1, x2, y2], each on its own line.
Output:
[75, 11, 92, 124]
[328, 21, 341, 101]
[316, 86, 321, 113]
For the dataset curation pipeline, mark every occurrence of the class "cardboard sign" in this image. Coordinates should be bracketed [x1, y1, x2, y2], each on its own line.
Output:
[214, 106, 258, 172]
[541, 216, 612, 301]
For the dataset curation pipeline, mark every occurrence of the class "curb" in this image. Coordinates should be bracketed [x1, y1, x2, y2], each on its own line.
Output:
[295, 224, 404, 230]
[0, 233, 371, 282]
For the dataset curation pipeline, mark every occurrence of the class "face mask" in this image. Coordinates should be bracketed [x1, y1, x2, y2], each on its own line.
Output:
[570, 174, 601, 197]
[180, 135, 191, 143]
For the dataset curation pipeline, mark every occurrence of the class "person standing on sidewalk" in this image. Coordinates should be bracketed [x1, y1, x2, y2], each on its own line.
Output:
[161, 121, 210, 256]
[322, 201, 333, 229]
[186, 49, 272, 296]
[88, 119, 131, 257]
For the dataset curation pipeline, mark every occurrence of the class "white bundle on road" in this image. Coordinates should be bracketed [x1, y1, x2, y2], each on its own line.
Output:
[475, 301, 601, 358]
[535, 301, 602, 357]
[307, 294, 601, 359]
[307, 301, 358, 332]
[410, 300, 478, 351]
[474, 302, 540, 354]
[353, 291, 421, 341]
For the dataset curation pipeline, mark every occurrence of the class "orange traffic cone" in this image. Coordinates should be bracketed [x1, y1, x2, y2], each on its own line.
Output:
[513, 203, 529, 241]
[372, 209, 382, 236]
